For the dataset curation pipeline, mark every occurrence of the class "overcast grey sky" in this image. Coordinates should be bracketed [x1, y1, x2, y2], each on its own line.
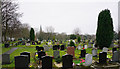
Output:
[18, 0, 119, 35]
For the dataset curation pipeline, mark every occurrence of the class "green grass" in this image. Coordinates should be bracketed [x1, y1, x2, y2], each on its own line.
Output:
[1, 42, 115, 68]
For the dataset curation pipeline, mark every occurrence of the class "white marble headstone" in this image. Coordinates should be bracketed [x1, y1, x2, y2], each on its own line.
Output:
[77, 45, 81, 50]
[84, 45, 88, 49]
[26, 43, 30, 46]
[102, 47, 108, 52]
[85, 54, 92, 66]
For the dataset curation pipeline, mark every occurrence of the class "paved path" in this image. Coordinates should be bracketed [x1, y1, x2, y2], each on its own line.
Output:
[0, 47, 18, 61]
[4, 47, 18, 54]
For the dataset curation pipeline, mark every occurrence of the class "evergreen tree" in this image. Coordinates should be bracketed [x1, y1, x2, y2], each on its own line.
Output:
[78, 36, 81, 43]
[70, 34, 76, 40]
[70, 40, 75, 46]
[30, 28, 35, 41]
[96, 9, 114, 49]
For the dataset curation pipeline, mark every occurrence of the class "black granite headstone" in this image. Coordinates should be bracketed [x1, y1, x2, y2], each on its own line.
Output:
[42, 56, 52, 69]
[81, 49, 86, 58]
[62, 55, 73, 68]
[38, 47, 44, 51]
[53, 45, 58, 50]
[15, 55, 29, 69]
[112, 48, 117, 53]
[99, 52, 107, 64]
[38, 51, 46, 60]
[32, 42, 35, 45]
[20, 52, 30, 63]
[36, 46, 39, 50]
[4, 43, 9, 48]
[61, 45, 65, 50]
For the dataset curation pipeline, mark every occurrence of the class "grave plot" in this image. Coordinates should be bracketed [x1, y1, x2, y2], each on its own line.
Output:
[1, 39, 120, 69]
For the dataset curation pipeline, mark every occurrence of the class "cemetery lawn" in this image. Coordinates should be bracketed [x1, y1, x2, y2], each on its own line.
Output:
[2, 44, 113, 68]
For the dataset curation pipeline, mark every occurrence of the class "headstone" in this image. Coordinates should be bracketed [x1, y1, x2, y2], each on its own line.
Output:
[43, 45, 49, 51]
[38, 47, 44, 51]
[85, 54, 92, 66]
[67, 47, 75, 57]
[2, 53, 10, 64]
[42, 56, 52, 69]
[53, 45, 58, 50]
[60, 45, 65, 50]
[77, 45, 81, 50]
[57, 45, 60, 49]
[88, 44, 92, 48]
[36, 46, 39, 50]
[112, 51, 119, 62]
[32, 42, 35, 45]
[92, 48, 97, 57]
[81, 49, 86, 58]
[15, 55, 29, 68]
[4, 43, 9, 48]
[112, 48, 117, 53]
[102, 47, 108, 52]
[99, 52, 107, 64]
[53, 51, 60, 58]
[20, 52, 30, 63]
[38, 51, 46, 60]
[84, 45, 88, 49]
[26, 43, 30, 46]
[62, 55, 73, 68]
[35, 41, 38, 44]
[22, 42, 25, 45]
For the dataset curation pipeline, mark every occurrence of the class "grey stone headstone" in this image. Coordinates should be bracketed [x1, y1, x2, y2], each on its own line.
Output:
[102, 47, 108, 52]
[15, 55, 29, 68]
[62, 55, 73, 68]
[92, 48, 97, 57]
[53, 51, 60, 58]
[88, 44, 92, 48]
[85, 54, 92, 66]
[2, 54, 10, 64]
[112, 51, 119, 62]
[43, 45, 49, 51]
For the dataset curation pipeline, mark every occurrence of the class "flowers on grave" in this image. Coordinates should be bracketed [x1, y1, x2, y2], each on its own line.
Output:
[29, 64, 33, 67]
[79, 59, 85, 65]
[35, 54, 38, 57]
[73, 59, 85, 66]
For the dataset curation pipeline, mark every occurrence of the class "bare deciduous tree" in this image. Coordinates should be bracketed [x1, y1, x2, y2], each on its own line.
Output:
[1, 0, 22, 41]
[46, 26, 55, 33]
[73, 27, 81, 35]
